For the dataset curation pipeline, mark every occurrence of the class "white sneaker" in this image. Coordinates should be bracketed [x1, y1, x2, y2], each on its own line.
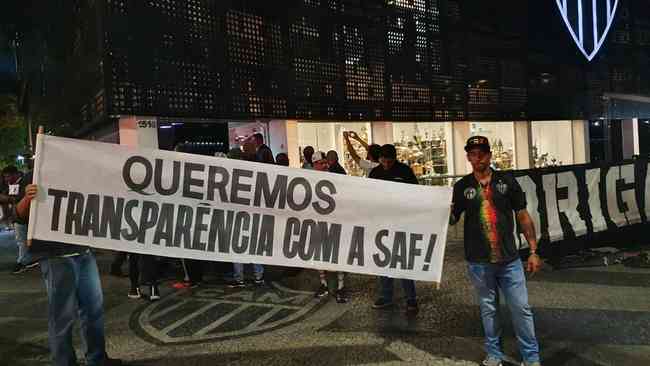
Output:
[482, 358, 503, 366]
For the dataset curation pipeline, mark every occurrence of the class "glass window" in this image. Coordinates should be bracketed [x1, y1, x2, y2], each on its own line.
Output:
[531, 120, 574, 167]
[297, 122, 372, 176]
[470, 121, 516, 170]
[390, 122, 451, 184]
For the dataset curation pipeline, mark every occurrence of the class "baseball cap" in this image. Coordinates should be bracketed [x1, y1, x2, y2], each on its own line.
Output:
[464, 135, 491, 152]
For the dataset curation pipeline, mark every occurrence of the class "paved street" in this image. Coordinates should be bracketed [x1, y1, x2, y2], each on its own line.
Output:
[1, 229, 649, 366]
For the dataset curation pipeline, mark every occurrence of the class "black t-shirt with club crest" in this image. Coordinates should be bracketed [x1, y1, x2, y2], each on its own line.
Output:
[451, 169, 527, 264]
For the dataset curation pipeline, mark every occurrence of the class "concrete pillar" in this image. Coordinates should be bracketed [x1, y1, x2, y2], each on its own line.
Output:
[621, 119, 638, 159]
[621, 119, 636, 159]
[452, 121, 471, 175]
[571, 120, 590, 163]
[119, 116, 159, 148]
[513, 121, 532, 169]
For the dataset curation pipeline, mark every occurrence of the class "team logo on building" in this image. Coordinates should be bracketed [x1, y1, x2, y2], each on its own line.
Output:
[132, 282, 324, 345]
[464, 187, 477, 200]
[496, 181, 508, 195]
[555, 0, 619, 61]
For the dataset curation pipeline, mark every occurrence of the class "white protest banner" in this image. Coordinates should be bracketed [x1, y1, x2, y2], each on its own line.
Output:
[28, 135, 452, 282]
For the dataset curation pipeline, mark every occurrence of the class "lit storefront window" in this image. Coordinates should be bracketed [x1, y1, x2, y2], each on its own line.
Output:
[390, 122, 450, 184]
[470, 121, 515, 170]
[531, 120, 574, 167]
[297, 122, 372, 176]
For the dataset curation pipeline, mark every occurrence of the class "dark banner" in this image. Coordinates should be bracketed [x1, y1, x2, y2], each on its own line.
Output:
[510, 159, 649, 257]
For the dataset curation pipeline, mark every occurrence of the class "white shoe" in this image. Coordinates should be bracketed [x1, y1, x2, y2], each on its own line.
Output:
[481, 358, 502, 366]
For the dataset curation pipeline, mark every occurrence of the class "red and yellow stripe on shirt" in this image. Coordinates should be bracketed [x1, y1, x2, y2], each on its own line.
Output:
[478, 184, 502, 263]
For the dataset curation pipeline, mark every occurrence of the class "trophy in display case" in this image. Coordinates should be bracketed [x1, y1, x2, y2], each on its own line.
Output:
[491, 138, 514, 170]
[394, 126, 448, 185]
[532, 144, 562, 168]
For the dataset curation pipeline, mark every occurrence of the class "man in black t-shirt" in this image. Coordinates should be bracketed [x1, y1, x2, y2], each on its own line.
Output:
[450, 136, 542, 366]
[368, 144, 419, 315]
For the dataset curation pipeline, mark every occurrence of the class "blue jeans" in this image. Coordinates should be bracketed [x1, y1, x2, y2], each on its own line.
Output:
[233, 263, 264, 281]
[40, 251, 107, 366]
[467, 259, 540, 364]
[15, 223, 32, 265]
[379, 276, 416, 302]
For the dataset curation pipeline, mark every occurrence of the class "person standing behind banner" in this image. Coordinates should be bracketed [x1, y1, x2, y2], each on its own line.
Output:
[1, 166, 37, 274]
[173, 143, 205, 290]
[343, 131, 381, 176]
[252, 132, 275, 164]
[301, 146, 315, 169]
[229, 138, 265, 288]
[450, 136, 542, 366]
[368, 144, 419, 315]
[326, 150, 346, 175]
[127, 253, 162, 301]
[15, 181, 122, 365]
[312, 151, 349, 303]
[276, 152, 290, 166]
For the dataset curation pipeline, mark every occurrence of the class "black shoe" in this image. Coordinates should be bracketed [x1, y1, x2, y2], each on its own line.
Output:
[372, 298, 394, 309]
[149, 285, 160, 301]
[189, 281, 201, 289]
[128, 287, 141, 299]
[24, 261, 39, 270]
[335, 288, 348, 303]
[406, 299, 419, 315]
[315, 284, 329, 298]
[254, 278, 265, 287]
[11, 263, 26, 274]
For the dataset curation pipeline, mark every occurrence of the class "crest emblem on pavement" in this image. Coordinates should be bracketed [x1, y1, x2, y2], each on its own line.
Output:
[132, 282, 324, 345]
[555, 0, 619, 61]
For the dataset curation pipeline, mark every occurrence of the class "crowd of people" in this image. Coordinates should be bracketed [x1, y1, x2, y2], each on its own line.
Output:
[2, 131, 543, 366]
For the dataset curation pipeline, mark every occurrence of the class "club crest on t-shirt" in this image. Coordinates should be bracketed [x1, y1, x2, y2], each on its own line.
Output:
[496, 181, 508, 195]
[8, 184, 19, 196]
[464, 187, 477, 200]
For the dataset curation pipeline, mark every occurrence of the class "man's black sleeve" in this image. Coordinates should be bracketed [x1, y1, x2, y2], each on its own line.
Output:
[405, 166, 419, 185]
[450, 181, 465, 224]
[508, 176, 527, 211]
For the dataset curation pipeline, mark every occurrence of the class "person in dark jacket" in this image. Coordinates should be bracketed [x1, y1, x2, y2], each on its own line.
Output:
[252, 133, 275, 164]
[276, 153, 290, 166]
[368, 144, 419, 315]
[326, 150, 346, 175]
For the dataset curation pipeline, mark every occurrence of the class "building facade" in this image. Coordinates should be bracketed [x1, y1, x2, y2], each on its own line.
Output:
[18, 0, 650, 178]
